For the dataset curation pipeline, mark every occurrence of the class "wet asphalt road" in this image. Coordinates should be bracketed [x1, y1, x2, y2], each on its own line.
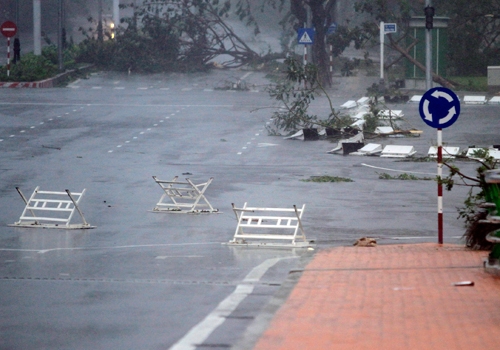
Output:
[0, 69, 497, 349]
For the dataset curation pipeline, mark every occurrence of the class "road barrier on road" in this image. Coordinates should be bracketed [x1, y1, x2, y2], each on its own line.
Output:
[151, 176, 219, 214]
[10, 187, 95, 229]
[226, 203, 313, 248]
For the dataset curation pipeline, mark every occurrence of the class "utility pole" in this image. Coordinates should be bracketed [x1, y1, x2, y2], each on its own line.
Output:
[98, 0, 103, 43]
[113, 0, 120, 36]
[33, 0, 41, 55]
[15, 0, 19, 28]
[425, 1, 434, 90]
[57, 0, 64, 71]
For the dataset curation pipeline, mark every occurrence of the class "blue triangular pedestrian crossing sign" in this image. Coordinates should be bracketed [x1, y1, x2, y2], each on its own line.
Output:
[298, 28, 314, 45]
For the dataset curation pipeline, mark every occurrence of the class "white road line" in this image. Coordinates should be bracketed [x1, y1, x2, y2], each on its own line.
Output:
[0, 102, 233, 108]
[361, 163, 436, 176]
[240, 72, 252, 80]
[169, 257, 289, 350]
[0, 242, 223, 254]
[155, 255, 203, 259]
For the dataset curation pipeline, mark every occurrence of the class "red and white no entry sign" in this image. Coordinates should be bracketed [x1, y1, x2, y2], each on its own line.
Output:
[1, 21, 17, 38]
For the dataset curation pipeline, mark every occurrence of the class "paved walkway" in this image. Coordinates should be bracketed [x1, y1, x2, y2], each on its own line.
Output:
[254, 243, 500, 349]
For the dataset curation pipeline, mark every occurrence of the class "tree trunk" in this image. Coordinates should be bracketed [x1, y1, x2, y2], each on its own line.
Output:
[388, 35, 455, 89]
[310, 0, 332, 86]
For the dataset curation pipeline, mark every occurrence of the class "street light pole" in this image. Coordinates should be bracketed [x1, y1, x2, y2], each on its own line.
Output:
[57, 0, 64, 71]
[425, 0, 433, 90]
[98, 0, 103, 43]
[33, 0, 41, 55]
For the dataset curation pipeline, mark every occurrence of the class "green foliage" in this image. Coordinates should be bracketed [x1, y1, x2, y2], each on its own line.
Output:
[441, 1, 500, 76]
[266, 57, 351, 133]
[377, 172, 434, 181]
[301, 176, 354, 183]
[442, 149, 499, 249]
[0, 52, 58, 82]
[354, 0, 500, 77]
[449, 76, 488, 92]
[327, 24, 376, 58]
[362, 109, 380, 133]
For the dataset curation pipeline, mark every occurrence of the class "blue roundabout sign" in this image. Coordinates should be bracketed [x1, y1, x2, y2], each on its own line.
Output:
[419, 87, 461, 129]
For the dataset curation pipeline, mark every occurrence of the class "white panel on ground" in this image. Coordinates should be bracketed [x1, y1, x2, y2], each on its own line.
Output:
[226, 203, 312, 248]
[380, 145, 417, 158]
[340, 100, 357, 109]
[409, 95, 422, 103]
[350, 143, 383, 156]
[374, 126, 394, 135]
[489, 149, 500, 160]
[283, 129, 304, 140]
[464, 96, 486, 104]
[489, 96, 500, 104]
[350, 119, 365, 130]
[466, 148, 500, 160]
[357, 97, 370, 106]
[428, 146, 460, 158]
[327, 132, 364, 154]
[352, 111, 368, 120]
[378, 110, 404, 119]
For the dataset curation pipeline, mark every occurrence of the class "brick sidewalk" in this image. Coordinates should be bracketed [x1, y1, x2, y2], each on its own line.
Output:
[254, 244, 500, 349]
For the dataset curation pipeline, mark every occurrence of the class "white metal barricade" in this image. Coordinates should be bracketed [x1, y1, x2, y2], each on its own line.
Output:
[10, 187, 95, 229]
[226, 203, 312, 248]
[151, 176, 219, 214]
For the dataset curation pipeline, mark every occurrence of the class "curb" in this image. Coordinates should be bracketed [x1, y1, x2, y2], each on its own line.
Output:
[0, 64, 94, 88]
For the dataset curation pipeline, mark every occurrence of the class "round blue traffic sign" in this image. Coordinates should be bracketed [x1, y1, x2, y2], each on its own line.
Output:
[419, 87, 461, 129]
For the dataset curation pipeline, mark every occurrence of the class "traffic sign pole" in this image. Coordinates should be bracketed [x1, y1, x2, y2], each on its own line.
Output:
[419, 87, 461, 245]
[1, 21, 18, 77]
[7, 37, 10, 77]
[437, 128, 443, 244]
[380, 21, 384, 80]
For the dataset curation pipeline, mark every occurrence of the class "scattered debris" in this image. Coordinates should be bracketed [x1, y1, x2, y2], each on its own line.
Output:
[453, 281, 474, 287]
[42, 145, 61, 150]
[301, 175, 353, 183]
[428, 146, 460, 159]
[378, 110, 404, 120]
[380, 145, 417, 158]
[408, 95, 422, 103]
[354, 237, 377, 247]
[340, 100, 357, 109]
[350, 143, 383, 156]
[377, 172, 434, 181]
[327, 132, 364, 154]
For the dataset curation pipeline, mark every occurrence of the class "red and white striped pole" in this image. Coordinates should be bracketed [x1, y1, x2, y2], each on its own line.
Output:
[7, 37, 10, 77]
[437, 128, 443, 244]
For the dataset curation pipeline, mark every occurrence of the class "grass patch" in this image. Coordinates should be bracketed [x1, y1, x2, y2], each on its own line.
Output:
[301, 175, 354, 183]
[449, 76, 487, 92]
[378, 172, 434, 181]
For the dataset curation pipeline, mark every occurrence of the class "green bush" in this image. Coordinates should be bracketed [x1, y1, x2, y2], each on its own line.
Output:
[0, 53, 58, 82]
